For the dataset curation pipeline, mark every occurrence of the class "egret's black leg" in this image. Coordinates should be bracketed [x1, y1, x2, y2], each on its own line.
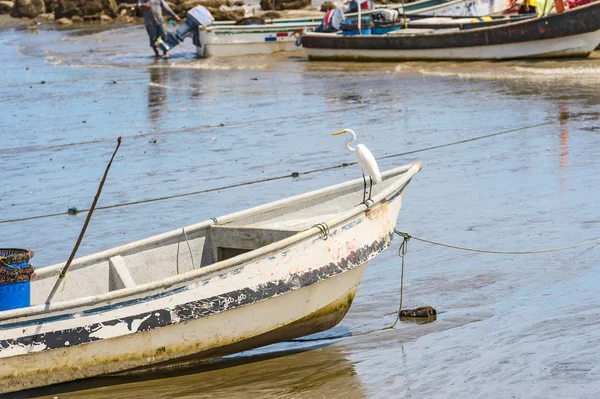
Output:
[368, 176, 373, 201]
[362, 173, 367, 204]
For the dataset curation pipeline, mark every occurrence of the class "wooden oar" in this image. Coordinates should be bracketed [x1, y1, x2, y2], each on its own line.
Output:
[45, 137, 122, 306]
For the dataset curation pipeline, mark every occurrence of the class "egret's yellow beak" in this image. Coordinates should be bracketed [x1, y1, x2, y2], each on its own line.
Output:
[331, 130, 347, 136]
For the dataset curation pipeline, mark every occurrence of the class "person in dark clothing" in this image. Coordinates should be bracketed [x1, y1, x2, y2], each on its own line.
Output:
[138, 0, 180, 57]
[518, 0, 538, 14]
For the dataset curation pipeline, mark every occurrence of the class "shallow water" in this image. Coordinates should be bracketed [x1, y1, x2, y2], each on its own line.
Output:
[1, 24, 600, 398]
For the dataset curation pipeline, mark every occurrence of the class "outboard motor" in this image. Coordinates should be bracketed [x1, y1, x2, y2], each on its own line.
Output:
[315, 7, 344, 33]
[371, 9, 399, 23]
[157, 6, 214, 52]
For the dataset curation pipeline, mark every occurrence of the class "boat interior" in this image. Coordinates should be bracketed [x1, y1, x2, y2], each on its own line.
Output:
[26, 168, 409, 307]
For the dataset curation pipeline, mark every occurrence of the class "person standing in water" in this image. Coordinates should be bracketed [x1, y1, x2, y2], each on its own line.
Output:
[138, 0, 180, 58]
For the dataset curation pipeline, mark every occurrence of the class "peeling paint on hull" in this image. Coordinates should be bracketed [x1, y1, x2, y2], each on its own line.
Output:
[116, 279, 360, 376]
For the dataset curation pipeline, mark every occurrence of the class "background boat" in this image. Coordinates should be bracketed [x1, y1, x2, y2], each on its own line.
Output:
[302, 2, 600, 61]
[196, 0, 515, 57]
[198, 22, 308, 57]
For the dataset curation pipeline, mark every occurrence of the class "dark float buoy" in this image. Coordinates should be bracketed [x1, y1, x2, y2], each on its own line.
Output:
[399, 306, 437, 318]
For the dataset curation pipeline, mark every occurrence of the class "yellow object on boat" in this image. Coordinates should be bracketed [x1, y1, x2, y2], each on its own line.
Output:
[471, 16, 493, 22]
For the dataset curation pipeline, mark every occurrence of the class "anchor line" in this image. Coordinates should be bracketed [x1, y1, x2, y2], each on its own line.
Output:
[393, 229, 600, 255]
[382, 228, 600, 330]
[0, 121, 552, 226]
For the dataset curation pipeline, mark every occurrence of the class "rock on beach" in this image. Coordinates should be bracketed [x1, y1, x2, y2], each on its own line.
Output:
[11, 0, 45, 18]
[0, 1, 14, 14]
[9, 0, 311, 24]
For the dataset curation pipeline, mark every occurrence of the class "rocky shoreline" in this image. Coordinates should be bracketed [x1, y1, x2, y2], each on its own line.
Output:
[0, 0, 322, 25]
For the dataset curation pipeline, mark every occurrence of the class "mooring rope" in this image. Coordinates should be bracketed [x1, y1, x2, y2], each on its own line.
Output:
[0, 257, 11, 269]
[0, 105, 370, 155]
[384, 231, 410, 330]
[0, 121, 552, 226]
[393, 229, 600, 254]
[182, 226, 196, 270]
[384, 229, 600, 329]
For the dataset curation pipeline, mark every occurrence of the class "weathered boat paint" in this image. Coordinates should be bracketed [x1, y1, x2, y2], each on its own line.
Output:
[0, 163, 422, 394]
[302, 2, 600, 61]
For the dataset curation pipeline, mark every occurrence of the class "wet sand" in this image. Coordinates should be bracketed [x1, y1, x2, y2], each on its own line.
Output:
[0, 15, 27, 30]
[1, 24, 600, 398]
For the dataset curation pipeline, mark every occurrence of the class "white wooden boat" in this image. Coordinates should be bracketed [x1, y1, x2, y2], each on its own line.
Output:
[196, 0, 513, 57]
[197, 22, 309, 57]
[302, 2, 600, 61]
[0, 163, 422, 394]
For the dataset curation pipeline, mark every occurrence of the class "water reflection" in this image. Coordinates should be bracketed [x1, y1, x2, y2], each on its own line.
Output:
[148, 65, 168, 127]
[28, 343, 365, 399]
[558, 101, 570, 169]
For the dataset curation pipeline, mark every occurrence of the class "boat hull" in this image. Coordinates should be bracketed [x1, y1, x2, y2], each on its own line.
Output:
[115, 264, 365, 376]
[302, 2, 600, 61]
[202, 38, 301, 58]
[2, 263, 367, 392]
[199, 25, 305, 58]
[305, 29, 600, 61]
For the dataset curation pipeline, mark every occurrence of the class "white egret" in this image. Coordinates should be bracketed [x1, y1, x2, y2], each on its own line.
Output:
[332, 128, 381, 204]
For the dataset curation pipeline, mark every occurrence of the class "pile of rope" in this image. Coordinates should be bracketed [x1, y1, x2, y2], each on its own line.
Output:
[0, 249, 36, 284]
[0, 266, 36, 284]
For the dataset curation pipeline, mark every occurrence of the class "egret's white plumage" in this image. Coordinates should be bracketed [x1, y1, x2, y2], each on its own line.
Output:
[332, 128, 382, 183]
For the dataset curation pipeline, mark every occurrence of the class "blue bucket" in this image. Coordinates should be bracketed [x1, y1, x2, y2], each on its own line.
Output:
[0, 249, 34, 311]
[0, 281, 31, 311]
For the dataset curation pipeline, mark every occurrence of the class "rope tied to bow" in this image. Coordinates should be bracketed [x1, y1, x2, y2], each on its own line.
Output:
[384, 228, 600, 330]
[384, 231, 410, 330]
[393, 229, 600, 255]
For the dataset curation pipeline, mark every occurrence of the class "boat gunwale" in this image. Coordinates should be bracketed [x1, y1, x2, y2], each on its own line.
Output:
[208, 23, 316, 34]
[0, 162, 422, 323]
